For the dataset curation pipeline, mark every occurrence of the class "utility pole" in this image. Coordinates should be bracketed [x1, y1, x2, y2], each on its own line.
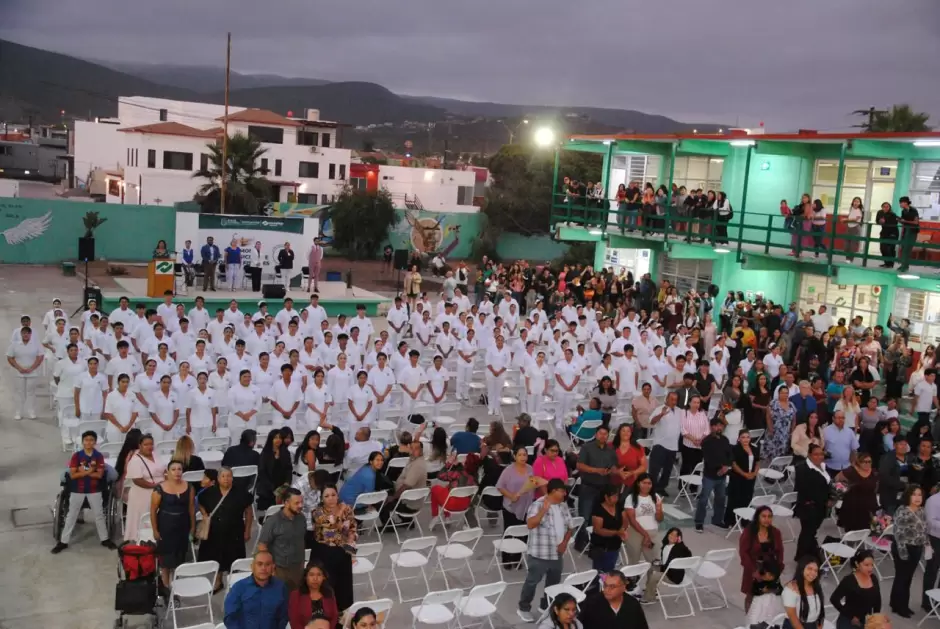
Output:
[851, 106, 886, 132]
[221, 32, 231, 214]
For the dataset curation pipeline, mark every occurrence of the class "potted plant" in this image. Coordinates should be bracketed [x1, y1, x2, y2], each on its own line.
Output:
[79, 211, 107, 261]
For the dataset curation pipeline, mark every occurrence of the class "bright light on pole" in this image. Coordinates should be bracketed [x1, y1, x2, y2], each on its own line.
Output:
[534, 127, 555, 147]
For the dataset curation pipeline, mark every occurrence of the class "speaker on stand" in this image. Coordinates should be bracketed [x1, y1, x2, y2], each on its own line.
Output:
[262, 284, 286, 300]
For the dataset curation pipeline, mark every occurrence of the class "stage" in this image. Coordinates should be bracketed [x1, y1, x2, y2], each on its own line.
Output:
[100, 278, 392, 316]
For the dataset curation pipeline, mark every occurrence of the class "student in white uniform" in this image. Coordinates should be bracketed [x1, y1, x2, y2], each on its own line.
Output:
[245, 319, 273, 357]
[348, 370, 376, 428]
[618, 344, 641, 397]
[43, 317, 69, 358]
[386, 297, 409, 349]
[186, 340, 214, 378]
[526, 350, 551, 415]
[399, 350, 426, 422]
[228, 369, 262, 444]
[316, 333, 338, 370]
[73, 356, 109, 425]
[251, 353, 278, 404]
[269, 363, 303, 432]
[106, 340, 140, 390]
[187, 297, 211, 335]
[366, 353, 395, 422]
[132, 359, 161, 419]
[553, 348, 581, 427]
[327, 353, 355, 429]
[484, 335, 511, 416]
[103, 374, 138, 444]
[455, 329, 478, 402]
[171, 361, 197, 404]
[153, 343, 177, 379]
[304, 368, 333, 431]
[593, 353, 617, 389]
[54, 343, 87, 413]
[649, 345, 670, 397]
[226, 341, 256, 375]
[185, 372, 218, 446]
[208, 357, 233, 424]
[149, 375, 181, 440]
[424, 355, 449, 412]
[6, 326, 44, 419]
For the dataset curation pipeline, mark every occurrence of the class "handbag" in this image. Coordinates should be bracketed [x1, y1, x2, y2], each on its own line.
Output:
[196, 490, 228, 541]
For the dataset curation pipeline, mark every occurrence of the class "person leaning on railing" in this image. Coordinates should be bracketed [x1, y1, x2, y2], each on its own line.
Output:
[844, 197, 864, 262]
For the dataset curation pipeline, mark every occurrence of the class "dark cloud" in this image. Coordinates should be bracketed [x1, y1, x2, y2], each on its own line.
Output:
[4, 0, 939, 129]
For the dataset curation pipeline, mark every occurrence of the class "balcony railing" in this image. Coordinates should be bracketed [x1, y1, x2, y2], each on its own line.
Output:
[551, 194, 940, 273]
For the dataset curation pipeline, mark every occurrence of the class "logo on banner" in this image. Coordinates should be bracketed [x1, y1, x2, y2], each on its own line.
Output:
[155, 261, 174, 274]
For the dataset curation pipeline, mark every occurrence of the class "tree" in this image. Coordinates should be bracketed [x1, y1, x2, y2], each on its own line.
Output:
[193, 133, 271, 214]
[361, 138, 377, 152]
[482, 144, 602, 236]
[330, 186, 399, 259]
[854, 104, 931, 132]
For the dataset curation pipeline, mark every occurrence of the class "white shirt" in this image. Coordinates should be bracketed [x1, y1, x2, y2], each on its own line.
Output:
[54, 357, 86, 398]
[173, 330, 197, 361]
[143, 334, 175, 359]
[398, 364, 425, 396]
[106, 354, 141, 386]
[351, 315, 374, 341]
[207, 318, 228, 343]
[229, 383, 262, 416]
[367, 366, 395, 400]
[304, 304, 328, 330]
[225, 351, 256, 375]
[223, 308, 245, 328]
[154, 355, 177, 378]
[245, 331, 273, 357]
[251, 365, 278, 399]
[187, 307, 211, 334]
[485, 345, 512, 372]
[327, 366, 356, 403]
[109, 306, 137, 332]
[44, 328, 70, 356]
[75, 371, 109, 415]
[425, 365, 449, 397]
[171, 373, 196, 401]
[763, 353, 784, 379]
[150, 389, 180, 430]
[208, 370, 234, 408]
[7, 338, 43, 377]
[132, 371, 161, 406]
[104, 389, 137, 427]
[652, 405, 683, 451]
[348, 383, 376, 417]
[186, 387, 216, 427]
[275, 308, 299, 334]
[915, 381, 938, 413]
[811, 312, 833, 335]
[269, 379, 303, 416]
[527, 361, 551, 394]
[554, 358, 580, 388]
[156, 303, 177, 327]
[305, 382, 332, 417]
[346, 439, 383, 471]
[187, 352, 213, 377]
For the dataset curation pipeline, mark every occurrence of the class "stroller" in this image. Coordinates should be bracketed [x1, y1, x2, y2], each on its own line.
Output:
[114, 541, 162, 629]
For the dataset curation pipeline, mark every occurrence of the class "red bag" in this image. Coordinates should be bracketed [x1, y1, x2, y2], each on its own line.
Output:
[119, 541, 158, 581]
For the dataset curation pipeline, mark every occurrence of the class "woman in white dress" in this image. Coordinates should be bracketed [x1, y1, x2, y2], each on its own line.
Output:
[185, 372, 218, 447]
[228, 369, 262, 442]
[103, 373, 139, 444]
[327, 353, 355, 428]
[526, 351, 551, 414]
[153, 343, 177, 379]
[348, 370, 376, 428]
[170, 361, 196, 402]
[132, 359, 161, 420]
[208, 357, 232, 429]
[149, 374, 181, 440]
[455, 328, 478, 401]
[304, 368, 332, 431]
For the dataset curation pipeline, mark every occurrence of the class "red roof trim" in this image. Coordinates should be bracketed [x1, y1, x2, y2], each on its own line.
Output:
[567, 131, 940, 143]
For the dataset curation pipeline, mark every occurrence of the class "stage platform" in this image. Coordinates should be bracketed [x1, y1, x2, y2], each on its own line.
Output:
[100, 279, 391, 316]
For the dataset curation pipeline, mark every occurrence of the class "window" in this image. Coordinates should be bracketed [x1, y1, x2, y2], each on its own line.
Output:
[893, 288, 940, 351]
[0, 145, 11, 156]
[297, 193, 316, 204]
[247, 125, 283, 144]
[339, 164, 346, 180]
[126, 148, 139, 167]
[297, 130, 318, 146]
[321, 194, 328, 204]
[299, 162, 319, 178]
[321, 133, 331, 148]
[159, 109, 168, 122]
[910, 161, 940, 195]
[162, 151, 193, 171]
[659, 255, 712, 296]
[147, 149, 156, 168]
[260, 158, 268, 174]
[798, 273, 880, 330]
[457, 185, 474, 205]
[671, 156, 722, 193]
[328, 164, 336, 180]
[350, 177, 367, 191]
[275, 159, 282, 177]
[200, 153, 209, 172]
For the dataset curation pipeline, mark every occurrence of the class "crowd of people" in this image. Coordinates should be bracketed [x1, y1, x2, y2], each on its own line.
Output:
[19, 251, 937, 628]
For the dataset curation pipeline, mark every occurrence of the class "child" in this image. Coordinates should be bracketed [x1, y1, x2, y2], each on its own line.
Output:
[194, 469, 218, 512]
[747, 560, 784, 626]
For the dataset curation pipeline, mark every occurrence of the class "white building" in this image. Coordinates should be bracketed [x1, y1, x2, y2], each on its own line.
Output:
[72, 96, 351, 206]
[377, 164, 479, 213]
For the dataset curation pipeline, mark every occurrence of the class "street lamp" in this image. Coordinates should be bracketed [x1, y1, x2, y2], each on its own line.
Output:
[500, 119, 530, 145]
[534, 127, 556, 147]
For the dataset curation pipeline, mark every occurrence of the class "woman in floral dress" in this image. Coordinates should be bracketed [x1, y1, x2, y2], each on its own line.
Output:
[763, 387, 796, 462]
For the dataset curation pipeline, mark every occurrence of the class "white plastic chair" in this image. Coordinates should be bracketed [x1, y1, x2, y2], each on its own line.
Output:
[674, 461, 704, 511]
[748, 428, 765, 444]
[182, 470, 205, 483]
[428, 485, 477, 539]
[98, 442, 125, 460]
[656, 556, 702, 619]
[225, 571, 251, 598]
[540, 570, 598, 623]
[776, 491, 799, 542]
[167, 561, 219, 628]
[565, 517, 587, 573]
[758, 455, 793, 495]
[155, 439, 178, 456]
[620, 561, 651, 597]
[454, 580, 507, 629]
[726, 494, 777, 538]
[231, 464, 258, 492]
[346, 598, 394, 628]
[430, 527, 483, 589]
[409, 589, 462, 627]
[821, 529, 869, 581]
[475, 486, 503, 535]
[352, 490, 391, 537]
[569, 419, 602, 447]
[77, 419, 107, 443]
[865, 524, 894, 580]
[353, 541, 383, 598]
[921, 589, 940, 626]
[379, 487, 430, 544]
[385, 535, 437, 603]
[693, 548, 736, 610]
[486, 524, 529, 583]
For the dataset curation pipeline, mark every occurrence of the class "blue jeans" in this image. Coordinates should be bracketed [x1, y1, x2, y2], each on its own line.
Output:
[518, 555, 563, 612]
[592, 549, 620, 573]
[625, 209, 638, 230]
[695, 476, 727, 527]
[575, 485, 600, 549]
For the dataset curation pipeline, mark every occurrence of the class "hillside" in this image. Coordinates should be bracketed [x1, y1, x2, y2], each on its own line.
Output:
[95, 61, 331, 93]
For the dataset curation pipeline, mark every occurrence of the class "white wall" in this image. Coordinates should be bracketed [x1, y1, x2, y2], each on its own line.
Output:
[378, 165, 478, 213]
[122, 133, 211, 205]
[118, 97, 227, 128]
[73, 121, 123, 185]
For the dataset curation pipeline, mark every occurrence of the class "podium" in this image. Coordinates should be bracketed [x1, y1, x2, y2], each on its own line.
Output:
[147, 259, 176, 297]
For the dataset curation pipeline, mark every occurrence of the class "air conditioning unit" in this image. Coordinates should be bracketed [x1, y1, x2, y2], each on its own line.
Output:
[310, 146, 319, 154]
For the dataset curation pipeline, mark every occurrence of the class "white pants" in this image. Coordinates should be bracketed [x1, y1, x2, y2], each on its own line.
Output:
[105, 422, 127, 445]
[12, 375, 36, 416]
[60, 491, 109, 544]
[554, 388, 577, 427]
[516, 371, 528, 412]
[456, 362, 474, 400]
[226, 263, 240, 291]
[190, 426, 217, 449]
[228, 415, 257, 444]
[485, 372, 505, 414]
[282, 268, 293, 291]
[527, 391, 545, 415]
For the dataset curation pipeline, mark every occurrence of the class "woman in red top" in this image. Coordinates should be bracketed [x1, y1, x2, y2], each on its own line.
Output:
[612, 423, 646, 493]
[288, 560, 339, 629]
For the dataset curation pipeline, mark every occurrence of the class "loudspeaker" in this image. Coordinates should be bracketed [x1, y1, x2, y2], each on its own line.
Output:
[262, 284, 286, 300]
[393, 249, 410, 271]
[78, 237, 95, 261]
[84, 287, 102, 307]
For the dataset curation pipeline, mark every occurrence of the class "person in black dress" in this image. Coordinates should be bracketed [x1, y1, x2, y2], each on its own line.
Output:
[830, 549, 880, 629]
[794, 444, 832, 562]
[724, 429, 761, 527]
[256, 429, 293, 514]
[197, 467, 254, 592]
[150, 459, 195, 592]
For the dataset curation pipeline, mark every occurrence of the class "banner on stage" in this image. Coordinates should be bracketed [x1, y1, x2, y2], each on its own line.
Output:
[176, 214, 318, 267]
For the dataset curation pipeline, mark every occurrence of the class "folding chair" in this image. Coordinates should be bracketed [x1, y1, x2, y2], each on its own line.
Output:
[253, 505, 282, 551]
[409, 589, 462, 627]
[347, 598, 394, 628]
[757, 456, 793, 495]
[182, 470, 205, 483]
[486, 524, 529, 583]
[726, 494, 777, 538]
[352, 490, 391, 537]
[475, 486, 504, 535]
[864, 523, 894, 580]
[455, 580, 507, 629]
[155, 439, 178, 456]
[773, 492, 797, 542]
[921, 588, 940, 627]
[620, 561, 651, 597]
[674, 462, 704, 511]
[428, 485, 477, 539]
[564, 516, 586, 573]
[231, 464, 258, 492]
[656, 556, 702, 619]
[380, 487, 429, 544]
[225, 571, 251, 598]
[353, 541, 383, 598]
[430, 527, 483, 589]
[385, 536, 437, 603]
[540, 570, 598, 623]
[98, 442, 124, 461]
[748, 429, 765, 445]
[167, 561, 219, 628]
[569, 419, 602, 449]
[692, 548, 735, 610]
[76, 419, 107, 443]
[821, 529, 869, 582]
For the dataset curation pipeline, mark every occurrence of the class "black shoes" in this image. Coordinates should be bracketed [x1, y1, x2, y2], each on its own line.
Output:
[101, 540, 117, 550]
[51, 542, 68, 554]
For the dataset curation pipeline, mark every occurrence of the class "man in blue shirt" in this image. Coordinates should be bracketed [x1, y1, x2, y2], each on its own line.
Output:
[224, 238, 243, 292]
[822, 410, 859, 476]
[223, 550, 288, 629]
[200, 237, 221, 291]
[180, 239, 195, 288]
[450, 417, 482, 454]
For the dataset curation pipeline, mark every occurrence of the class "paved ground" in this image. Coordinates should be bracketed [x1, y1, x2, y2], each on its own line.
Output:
[0, 264, 926, 629]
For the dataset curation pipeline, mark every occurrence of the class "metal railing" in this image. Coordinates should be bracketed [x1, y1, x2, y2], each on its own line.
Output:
[551, 193, 940, 272]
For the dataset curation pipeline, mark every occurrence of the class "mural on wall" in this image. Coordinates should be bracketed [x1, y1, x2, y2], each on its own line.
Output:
[263, 202, 324, 218]
[2, 211, 52, 245]
[387, 210, 476, 257]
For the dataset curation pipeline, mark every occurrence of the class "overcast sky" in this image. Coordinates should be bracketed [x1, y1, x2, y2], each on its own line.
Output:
[4, 0, 940, 130]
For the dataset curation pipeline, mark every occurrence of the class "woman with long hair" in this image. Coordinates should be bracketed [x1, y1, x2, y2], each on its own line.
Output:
[739, 505, 785, 611]
[724, 429, 761, 528]
[890, 485, 927, 617]
[589, 485, 626, 573]
[623, 473, 663, 564]
[150, 458, 195, 591]
[293, 430, 320, 477]
[532, 439, 567, 496]
[830, 550, 880, 629]
[844, 197, 864, 262]
[288, 559, 340, 629]
[536, 592, 583, 629]
[791, 411, 824, 463]
[309, 484, 357, 613]
[123, 433, 164, 541]
[256, 429, 292, 512]
[114, 428, 143, 490]
[496, 446, 544, 565]
[783, 556, 825, 629]
[612, 423, 646, 492]
[748, 373, 773, 432]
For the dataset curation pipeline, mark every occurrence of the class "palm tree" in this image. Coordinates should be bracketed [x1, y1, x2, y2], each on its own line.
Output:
[870, 104, 931, 132]
[193, 132, 271, 214]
